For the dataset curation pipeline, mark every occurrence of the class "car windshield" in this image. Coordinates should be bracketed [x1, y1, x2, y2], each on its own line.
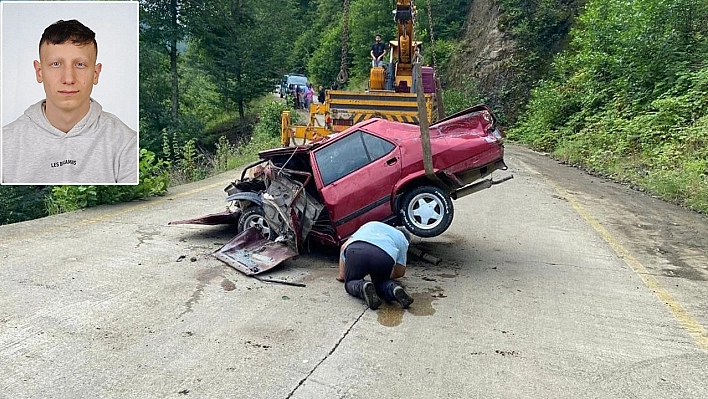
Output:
[289, 76, 307, 85]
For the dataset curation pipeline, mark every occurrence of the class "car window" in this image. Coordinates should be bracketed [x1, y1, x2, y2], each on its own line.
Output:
[315, 131, 395, 186]
[316, 132, 370, 186]
[288, 76, 308, 85]
[361, 132, 395, 160]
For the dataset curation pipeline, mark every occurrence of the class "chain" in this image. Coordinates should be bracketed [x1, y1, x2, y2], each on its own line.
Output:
[337, 0, 350, 84]
[425, 0, 438, 72]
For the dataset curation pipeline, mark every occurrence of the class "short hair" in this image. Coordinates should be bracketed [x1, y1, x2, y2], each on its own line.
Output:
[39, 20, 97, 57]
[375, 34, 382, 39]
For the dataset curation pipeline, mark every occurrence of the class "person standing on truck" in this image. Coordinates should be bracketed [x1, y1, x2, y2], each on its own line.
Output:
[337, 221, 414, 310]
[370, 34, 386, 68]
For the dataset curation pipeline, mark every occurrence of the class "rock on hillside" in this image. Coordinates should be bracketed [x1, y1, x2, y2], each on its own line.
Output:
[445, 0, 515, 102]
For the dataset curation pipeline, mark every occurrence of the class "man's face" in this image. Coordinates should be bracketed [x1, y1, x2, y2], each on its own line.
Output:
[375, 36, 381, 43]
[34, 42, 101, 115]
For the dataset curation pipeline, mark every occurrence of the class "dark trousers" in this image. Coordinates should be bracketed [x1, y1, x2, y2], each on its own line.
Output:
[344, 241, 400, 302]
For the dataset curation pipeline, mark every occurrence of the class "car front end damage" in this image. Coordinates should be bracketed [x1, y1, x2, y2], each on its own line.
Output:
[214, 160, 324, 275]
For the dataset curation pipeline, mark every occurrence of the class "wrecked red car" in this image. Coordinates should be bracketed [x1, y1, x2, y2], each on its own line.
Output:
[171, 105, 511, 275]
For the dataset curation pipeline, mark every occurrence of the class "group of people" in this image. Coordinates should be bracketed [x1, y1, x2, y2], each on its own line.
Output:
[288, 34, 386, 113]
[293, 83, 328, 110]
[293, 83, 314, 110]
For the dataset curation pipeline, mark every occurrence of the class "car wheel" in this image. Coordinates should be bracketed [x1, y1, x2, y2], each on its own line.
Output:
[400, 185, 454, 238]
[238, 206, 275, 239]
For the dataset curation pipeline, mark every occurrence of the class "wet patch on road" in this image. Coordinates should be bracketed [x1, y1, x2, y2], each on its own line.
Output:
[660, 266, 708, 281]
[377, 287, 443, 327]
[437, 273, 457, 279]
[135, 227, 159, 248]
[299, 264, 338, 283]
[221, 278, 236, 291]
[178, 265, 224, 318]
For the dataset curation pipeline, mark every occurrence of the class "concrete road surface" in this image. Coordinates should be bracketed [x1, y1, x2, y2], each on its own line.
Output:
[1, 145, 707, 399]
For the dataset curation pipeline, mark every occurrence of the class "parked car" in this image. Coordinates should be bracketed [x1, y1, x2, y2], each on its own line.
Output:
[284, 74, 308, 96]
[171, 105, 511, 275]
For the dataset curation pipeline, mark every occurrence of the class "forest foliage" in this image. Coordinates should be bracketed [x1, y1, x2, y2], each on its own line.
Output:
[3, 0, 707, 224]
[511, 0, 708, 212]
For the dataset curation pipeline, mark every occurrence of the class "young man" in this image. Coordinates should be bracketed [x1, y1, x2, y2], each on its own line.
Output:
[370, 34, 386, 68]
[1, 19, 137, 184]
[338, 221, 414, 310]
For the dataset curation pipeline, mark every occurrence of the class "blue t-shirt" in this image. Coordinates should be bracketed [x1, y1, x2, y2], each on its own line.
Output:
[345, 221, 408, 266]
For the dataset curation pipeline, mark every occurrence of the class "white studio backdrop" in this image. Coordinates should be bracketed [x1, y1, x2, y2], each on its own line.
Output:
[1, 1, 139, 132]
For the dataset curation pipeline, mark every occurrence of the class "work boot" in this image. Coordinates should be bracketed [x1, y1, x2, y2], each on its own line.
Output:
[393, 286, 414, 309]
[362, 282, 382, 310]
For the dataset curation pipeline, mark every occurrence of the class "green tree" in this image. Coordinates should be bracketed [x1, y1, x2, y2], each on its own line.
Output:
[140, 0, 188, 122]
[308, 22, 344, 87]
[138, 34, 172, 153]
[348, 0, 396, 80]
[0, 186, 52, 225]
[191, 0, 297, 120]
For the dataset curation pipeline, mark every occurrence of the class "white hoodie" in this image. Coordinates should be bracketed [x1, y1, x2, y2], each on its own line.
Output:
[1, 99, 137, 184]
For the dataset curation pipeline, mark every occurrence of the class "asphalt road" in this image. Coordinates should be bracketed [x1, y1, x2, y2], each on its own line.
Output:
[1, 144, 707, 399]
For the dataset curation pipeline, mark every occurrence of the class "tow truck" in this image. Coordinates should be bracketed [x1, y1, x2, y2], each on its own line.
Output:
[280, 0, 444, 146]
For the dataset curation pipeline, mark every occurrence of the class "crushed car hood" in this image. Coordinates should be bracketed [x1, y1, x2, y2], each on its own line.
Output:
[213, 227, 298, 275]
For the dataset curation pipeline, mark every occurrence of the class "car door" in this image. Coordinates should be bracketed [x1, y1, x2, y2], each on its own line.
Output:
[312, 130, 401, 240]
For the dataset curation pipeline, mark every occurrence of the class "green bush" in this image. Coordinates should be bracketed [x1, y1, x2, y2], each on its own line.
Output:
[241, 100, 298, 158]
[45, 149, 170, 215]
[0, 186, 52, 225]
[442, 77, 488, 116]
[512, 0, 708, 212]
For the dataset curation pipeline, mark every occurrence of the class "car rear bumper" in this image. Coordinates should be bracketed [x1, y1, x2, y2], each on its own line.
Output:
[445, 155, 512, 200]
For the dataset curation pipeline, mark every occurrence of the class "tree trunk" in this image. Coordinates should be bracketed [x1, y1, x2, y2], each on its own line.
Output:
[236, 68, 244, 120]
[170, 0, 179, 121]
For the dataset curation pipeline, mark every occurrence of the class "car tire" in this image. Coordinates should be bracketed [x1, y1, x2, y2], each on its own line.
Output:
[238, 206, 275, 239]
[400, 185, 454, 238]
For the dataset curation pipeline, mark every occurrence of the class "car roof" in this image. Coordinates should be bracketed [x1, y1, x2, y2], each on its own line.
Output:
[361, 118, 421, 140]
[258, 118, 420, 159]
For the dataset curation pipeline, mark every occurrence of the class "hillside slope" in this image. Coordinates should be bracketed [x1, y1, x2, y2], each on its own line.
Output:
[445, 0, 515, 110]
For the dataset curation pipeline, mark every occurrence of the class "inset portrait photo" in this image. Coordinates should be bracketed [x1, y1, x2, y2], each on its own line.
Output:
[1, 1, 139, 185]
